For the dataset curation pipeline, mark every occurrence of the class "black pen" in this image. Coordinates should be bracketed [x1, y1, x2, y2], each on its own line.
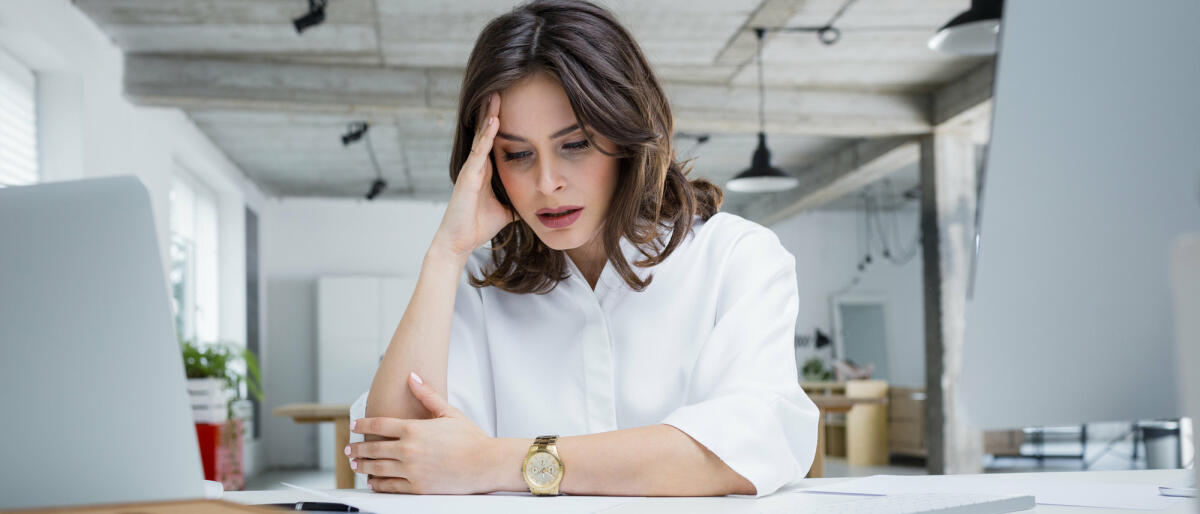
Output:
[260, 501, 360, 511]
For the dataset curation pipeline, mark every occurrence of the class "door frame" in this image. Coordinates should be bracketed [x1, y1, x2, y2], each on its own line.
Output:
[830, 292, 890, 374]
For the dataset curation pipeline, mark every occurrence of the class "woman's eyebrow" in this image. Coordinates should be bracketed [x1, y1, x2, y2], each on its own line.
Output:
[496, 123, 580, 143]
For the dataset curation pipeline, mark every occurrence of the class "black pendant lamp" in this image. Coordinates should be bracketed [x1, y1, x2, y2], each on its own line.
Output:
[726, 28, 798, 194]
[927, 0, 1003, 55]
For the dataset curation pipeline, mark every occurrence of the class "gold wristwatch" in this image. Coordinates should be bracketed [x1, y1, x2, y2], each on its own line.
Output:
[521, 435, 564, 496]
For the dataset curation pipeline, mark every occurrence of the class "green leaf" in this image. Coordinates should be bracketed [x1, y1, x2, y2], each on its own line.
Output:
[179, 339, 267, 407]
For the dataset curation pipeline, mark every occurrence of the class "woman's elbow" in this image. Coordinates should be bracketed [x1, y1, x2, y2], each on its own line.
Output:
[727, 473, 756, 496]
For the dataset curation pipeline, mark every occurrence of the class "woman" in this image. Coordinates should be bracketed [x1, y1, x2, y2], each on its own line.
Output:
[347, 0, 818, 498]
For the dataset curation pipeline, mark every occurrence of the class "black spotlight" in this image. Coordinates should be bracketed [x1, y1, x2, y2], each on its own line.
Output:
[293, 0, 327, 34]
[365, 178, 387, 200]
[341, 122, 368, 146]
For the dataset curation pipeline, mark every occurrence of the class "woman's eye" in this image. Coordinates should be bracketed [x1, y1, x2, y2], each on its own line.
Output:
[563, 140, 590, 152]
[503, 140, 589, 162]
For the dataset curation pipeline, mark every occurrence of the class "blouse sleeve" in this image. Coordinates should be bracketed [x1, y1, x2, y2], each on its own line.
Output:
[659, 224, 818, 498]
[350, 257, 498, 444]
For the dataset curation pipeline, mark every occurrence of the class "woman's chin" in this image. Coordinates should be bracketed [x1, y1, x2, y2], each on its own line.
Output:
[533, 227, 587, 251]
[536, 233, 577, 251]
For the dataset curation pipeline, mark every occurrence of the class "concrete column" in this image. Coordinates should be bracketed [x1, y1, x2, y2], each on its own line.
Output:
[919, 128, 984, 475]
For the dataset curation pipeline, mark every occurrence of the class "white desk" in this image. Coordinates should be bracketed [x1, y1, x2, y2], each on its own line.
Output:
[225, 469, 1195, 513]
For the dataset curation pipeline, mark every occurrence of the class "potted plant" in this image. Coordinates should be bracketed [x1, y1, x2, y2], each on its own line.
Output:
[180, 339, 263, 491]
[181, 339, 263, 419]
[801, 356, 834, 382]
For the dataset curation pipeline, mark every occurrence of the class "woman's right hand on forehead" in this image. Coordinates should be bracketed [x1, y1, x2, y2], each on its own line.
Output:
[431, 92, 516, 262]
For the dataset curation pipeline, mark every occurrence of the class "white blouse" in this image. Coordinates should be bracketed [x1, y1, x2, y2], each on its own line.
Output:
[349, 212, 818, 497]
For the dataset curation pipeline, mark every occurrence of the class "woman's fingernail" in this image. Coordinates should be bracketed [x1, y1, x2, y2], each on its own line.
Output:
[350, 419, 356, 431]
[488, 117, 495, 127]
[410, 371, 423, 384]
[344, 445, 351, 456]
[350, 459, 357, 470]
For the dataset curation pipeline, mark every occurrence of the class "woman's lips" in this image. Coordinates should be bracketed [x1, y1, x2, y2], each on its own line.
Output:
[537, 207, 583, 229]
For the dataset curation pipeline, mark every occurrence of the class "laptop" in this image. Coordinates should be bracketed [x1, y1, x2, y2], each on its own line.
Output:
[0, 176, 206, 509]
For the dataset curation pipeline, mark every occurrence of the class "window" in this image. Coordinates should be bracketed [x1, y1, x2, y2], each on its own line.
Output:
[170, 169, 220, 344]
[0, 49, 37, 187]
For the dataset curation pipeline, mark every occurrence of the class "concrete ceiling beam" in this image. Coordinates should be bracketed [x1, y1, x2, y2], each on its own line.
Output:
[125, 54, 932, 137]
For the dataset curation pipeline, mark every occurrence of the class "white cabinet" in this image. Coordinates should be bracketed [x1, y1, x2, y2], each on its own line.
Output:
[316, 275, 416, 471]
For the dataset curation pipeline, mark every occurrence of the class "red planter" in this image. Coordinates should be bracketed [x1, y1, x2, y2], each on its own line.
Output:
[194, 419, 244, 491]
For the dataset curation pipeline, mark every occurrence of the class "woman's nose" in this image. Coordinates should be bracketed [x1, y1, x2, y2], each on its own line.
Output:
[535, 159, 566, 194]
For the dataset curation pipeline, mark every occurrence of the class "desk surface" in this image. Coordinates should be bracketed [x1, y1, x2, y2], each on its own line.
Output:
[810, 395, 887, 410]
[224, 469, 1195, 513]
[273, 403, 350, 419]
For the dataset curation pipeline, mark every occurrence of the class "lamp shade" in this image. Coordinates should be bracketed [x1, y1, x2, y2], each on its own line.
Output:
[726, 132, 798, 193]
[928, 0, 1003, 55]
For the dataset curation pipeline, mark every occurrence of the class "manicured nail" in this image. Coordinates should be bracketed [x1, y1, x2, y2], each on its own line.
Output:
[344, 445, 351, 456]
[349, 419, 356, 431]
[350, 459, 357, 470]
[410, 371, 423, 384]
[488, 117, 495, 127]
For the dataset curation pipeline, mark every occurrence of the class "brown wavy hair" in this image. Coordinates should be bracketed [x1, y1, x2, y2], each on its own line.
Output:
[449, 0, 723, 294]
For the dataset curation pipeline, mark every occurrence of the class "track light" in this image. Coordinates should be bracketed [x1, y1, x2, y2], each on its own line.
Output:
[365, 178, 387, 200]
[293, 0, 327, 34]
[341, 122, 368, 146]
[342, 121, 388, 200]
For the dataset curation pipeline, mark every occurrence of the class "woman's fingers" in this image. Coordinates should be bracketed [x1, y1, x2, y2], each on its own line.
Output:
[369, 476, 414, 494]
[347, 439, 405, 460]
[463, 92, 500, 182]
[352, 457, 406, 477]
[476, 91, 499, 131]
[466, 117, 498, 179]
[351, 417, 411, 439]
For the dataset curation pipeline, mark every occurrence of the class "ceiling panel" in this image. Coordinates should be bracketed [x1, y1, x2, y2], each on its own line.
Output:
[73, 0, 988, 205]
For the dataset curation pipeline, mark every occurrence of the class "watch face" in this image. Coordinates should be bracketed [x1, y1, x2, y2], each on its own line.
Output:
[525, 451, 560, 486]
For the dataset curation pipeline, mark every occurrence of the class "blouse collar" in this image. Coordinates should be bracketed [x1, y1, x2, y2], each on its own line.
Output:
[563, 225, 675, 299]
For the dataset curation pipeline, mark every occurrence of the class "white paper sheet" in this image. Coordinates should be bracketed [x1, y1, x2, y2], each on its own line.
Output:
[281, 482, 646, 514]
[804, 474, 1185, 511]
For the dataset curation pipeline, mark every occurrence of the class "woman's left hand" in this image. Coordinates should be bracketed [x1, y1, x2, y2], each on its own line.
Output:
[348, 372, 499, 494]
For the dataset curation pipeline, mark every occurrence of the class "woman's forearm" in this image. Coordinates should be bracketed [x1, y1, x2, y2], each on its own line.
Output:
[485, 425, 756, 496]
[365, 246, 466, 422]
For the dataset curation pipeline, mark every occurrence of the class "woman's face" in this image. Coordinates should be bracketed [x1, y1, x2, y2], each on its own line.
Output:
[492, 71, 620, 252]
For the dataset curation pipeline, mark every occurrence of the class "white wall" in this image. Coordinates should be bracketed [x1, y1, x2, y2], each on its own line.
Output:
[0, 0, 269, 474]
[260, 198, 446, 468]
[769, 208, 926, 387]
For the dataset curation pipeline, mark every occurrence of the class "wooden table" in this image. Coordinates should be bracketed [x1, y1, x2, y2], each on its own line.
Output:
[807, 395, 887, 478]
[273, 403, 353, 489]
[800, 381, 847, 395]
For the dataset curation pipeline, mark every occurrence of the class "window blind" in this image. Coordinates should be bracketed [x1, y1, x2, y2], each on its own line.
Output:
[0, 50, 36, 187]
